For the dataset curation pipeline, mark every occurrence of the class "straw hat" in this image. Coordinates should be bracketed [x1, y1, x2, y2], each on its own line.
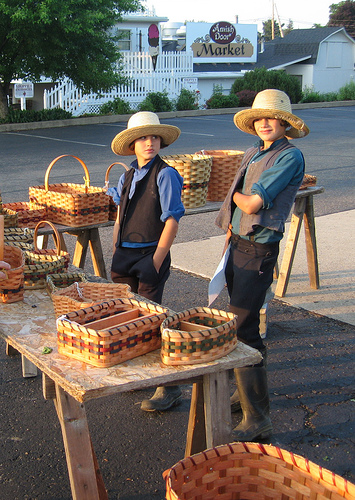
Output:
[111, 111, 181, 156]
[234, 89, 309, 139]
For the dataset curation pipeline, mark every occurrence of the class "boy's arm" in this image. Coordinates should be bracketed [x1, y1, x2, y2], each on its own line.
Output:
[232, 191, 263, 215]
[112, 206, 120, 253]
[153, 216, 178, 272]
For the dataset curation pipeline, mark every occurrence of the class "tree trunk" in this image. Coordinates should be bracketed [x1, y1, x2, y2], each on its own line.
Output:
[0, 83, 10, 120]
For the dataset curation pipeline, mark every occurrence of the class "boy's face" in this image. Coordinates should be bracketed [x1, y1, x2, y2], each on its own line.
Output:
[134, 135, 161, 166]
[253, 118, 286, 146]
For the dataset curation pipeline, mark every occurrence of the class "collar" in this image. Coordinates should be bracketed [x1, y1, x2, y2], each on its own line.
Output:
[130, 155, 159, 171]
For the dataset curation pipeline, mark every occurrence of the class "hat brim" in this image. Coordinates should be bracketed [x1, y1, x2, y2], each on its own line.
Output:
[111, 124, 181, 156]
[234, 108, 309, 139]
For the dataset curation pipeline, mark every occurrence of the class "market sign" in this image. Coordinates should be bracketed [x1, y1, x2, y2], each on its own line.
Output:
[187, 22, 257, 63]
[14, 83, 34, 98]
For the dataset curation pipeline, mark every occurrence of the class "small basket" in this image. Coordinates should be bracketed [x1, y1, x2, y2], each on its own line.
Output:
[56, 297, 170, 367]
[48, 279, 133, 317]
[0, 207, 18, 228]
[104, 162, 130, 221]
[160, 307, 238, 365]
[196, 150, 244, 202]
[23, 220, 69, 289]
[162, 154, 212, 209]
[0, 244, 25, 303]
[29, 155, 109, 227]
[2, 201, 47, 228]
[299, 174, 317, 190]
[164, 441, 355, 500]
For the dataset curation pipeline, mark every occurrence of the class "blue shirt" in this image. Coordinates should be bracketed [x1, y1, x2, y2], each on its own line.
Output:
[107, 155, 185, 247]
[231, 138, 305, 243]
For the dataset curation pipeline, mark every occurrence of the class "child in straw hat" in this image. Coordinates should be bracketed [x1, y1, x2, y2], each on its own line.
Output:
[110, 111, 185, 411]
[214, 89, 309, 441]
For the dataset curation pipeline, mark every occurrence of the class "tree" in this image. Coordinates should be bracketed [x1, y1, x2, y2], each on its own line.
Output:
[0, 0, 141, 118]
[262, 19, 282, 41]
[328, 0, 355, 38]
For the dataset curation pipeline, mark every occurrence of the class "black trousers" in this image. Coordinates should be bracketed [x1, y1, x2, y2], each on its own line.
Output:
[225, 234, 279, 352]
[111, 245, 171, 304]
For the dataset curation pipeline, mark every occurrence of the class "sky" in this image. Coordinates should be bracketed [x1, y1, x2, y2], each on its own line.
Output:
[144, 0, 332, 31]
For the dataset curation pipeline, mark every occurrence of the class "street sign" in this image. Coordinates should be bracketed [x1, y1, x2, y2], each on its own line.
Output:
[14, 83, 34, 99]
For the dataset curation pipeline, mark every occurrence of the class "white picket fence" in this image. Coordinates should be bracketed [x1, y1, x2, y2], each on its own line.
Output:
[44, 51, 194, 116]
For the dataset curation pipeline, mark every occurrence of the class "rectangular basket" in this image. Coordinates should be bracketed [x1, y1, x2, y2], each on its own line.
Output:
[196, 150, 244, 202]
[164, 442, 355, 500]
[56, 297, 170, 367]
[160, 307, 238, 365]
[29, 155, 109, 227]
[162, 154, 212, 209]
[48, 278, 133, 317]
[2, 201, 47, 228]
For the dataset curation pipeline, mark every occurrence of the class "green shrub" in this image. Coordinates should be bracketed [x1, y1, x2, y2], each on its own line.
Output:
[236, 90, 257, 107]
[1, 107, 72, 123]
[176, 88, 199, 111]
[99, 97, 131, 115]
[206, 85, 239, 109]
[231, 67, 302, 103]
[138, 91, 173, 112]
[300, 87, 339, 103]
[337, 80, 355, 100]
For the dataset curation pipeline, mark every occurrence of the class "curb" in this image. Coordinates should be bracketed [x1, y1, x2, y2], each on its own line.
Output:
[0, 101, 354, 133]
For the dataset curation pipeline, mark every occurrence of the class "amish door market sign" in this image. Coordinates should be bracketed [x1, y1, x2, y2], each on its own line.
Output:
[187, 22, 257, 63]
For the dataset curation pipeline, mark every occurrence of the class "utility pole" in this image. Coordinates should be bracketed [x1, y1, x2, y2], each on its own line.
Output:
[272, 0, 275, 40]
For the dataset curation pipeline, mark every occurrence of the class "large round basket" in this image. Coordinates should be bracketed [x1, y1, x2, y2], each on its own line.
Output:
[162, 154, 212, 209]
[196, 150, 244, 202]
[160, 307, 238, 365]
[164, 441, 355, 500]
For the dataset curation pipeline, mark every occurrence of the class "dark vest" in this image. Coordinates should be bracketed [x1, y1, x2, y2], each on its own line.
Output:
[116, 156, 167, 246]
[216, 138, 304, 235]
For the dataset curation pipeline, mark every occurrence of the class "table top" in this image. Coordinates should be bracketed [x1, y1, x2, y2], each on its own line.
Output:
[0, 290, 261, 403]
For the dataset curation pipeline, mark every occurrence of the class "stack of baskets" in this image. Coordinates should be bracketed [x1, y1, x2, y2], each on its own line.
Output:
[195, 150, 244, 202]
[162, 154, 212, 209]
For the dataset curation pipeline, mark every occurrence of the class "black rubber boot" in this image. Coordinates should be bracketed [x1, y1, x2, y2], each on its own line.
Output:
[140, 386, 182, 412]
[230, 348, 267, 413]
[232, 365, 272, 441]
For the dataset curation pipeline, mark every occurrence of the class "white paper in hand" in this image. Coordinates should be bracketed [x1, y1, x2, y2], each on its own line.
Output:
[208, 244, 230, 306]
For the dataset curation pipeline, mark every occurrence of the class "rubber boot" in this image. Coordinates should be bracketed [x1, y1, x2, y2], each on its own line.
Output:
[232, 365, 272, 441]
[140, 386, 182, 412]
[230, 348, 267, 413]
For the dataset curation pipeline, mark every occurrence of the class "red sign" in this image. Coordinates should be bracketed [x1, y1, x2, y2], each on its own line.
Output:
[209, 22, 236, 45]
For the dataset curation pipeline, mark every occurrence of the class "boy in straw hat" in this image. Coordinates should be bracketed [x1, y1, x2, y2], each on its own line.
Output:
[110, 111, 185, 411]
[214, 89, 309, 441]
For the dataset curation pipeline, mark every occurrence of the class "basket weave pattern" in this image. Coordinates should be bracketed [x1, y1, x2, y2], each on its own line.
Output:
[2, 202, 47, 228]
[165, 442, 355, 500]
[196, 150, 244, 202]
[0, 244, 25, 303]
[56, 298, 170, 367]
[4, 227, 34, 248]
[161, 307, 238, 365]
[162, 154, 212, 209]
[29, 155, 109, 227]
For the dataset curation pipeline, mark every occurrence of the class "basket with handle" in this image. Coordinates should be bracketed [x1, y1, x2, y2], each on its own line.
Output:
[2, 201, 47, 228]
[29, 154, 109, 227]
[162, 154, 212, 209]
[47, 277, 133, 317]
[164, 441, 355, 500]
[104, 161, 130, 221]
[23, 220, 69, 289]
[160, 307, 238, 365]
[56, 297, 170, 367]
[195, 150, 245, 202]
[0, 215, 25, 303]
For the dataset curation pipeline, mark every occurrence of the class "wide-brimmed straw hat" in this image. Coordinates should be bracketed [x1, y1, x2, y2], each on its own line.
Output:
[111, 111, 181, 156]
[234, 89, 309, 139]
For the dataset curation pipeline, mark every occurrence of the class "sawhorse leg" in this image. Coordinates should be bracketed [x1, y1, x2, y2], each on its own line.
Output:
[72, 228, 107, 279]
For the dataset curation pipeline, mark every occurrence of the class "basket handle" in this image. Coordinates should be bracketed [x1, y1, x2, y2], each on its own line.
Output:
[104, 162, 129, 188]
[44, 155, 90, 193]
[34, 220, 62, 256]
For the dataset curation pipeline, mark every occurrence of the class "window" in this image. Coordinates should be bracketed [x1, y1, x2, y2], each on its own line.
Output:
[117, 29, 131, 51]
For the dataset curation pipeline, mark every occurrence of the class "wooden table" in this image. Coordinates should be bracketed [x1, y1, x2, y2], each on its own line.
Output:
[275, 186, 324, 298]
[0, 290, 260, 500]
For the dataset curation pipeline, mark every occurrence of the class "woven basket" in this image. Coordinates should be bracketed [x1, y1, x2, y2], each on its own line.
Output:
[29, 155, 109, 227]
[2, 201, 47, 228]
[56, 297, 170, 367]
[0, 244, 25, 303]
[164, 441, 355, 500]
[196, 150, 244, 202]
[23, 221, 69, 289]
[104, 162, 130, 221]
[162, 154, 212, 209]
[48, 279, 133, 317]
[161, 307, 238, 365]
[4, 227, 34, 249]
[299, 174, 317, 190]
[0, 207, 18, 228]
